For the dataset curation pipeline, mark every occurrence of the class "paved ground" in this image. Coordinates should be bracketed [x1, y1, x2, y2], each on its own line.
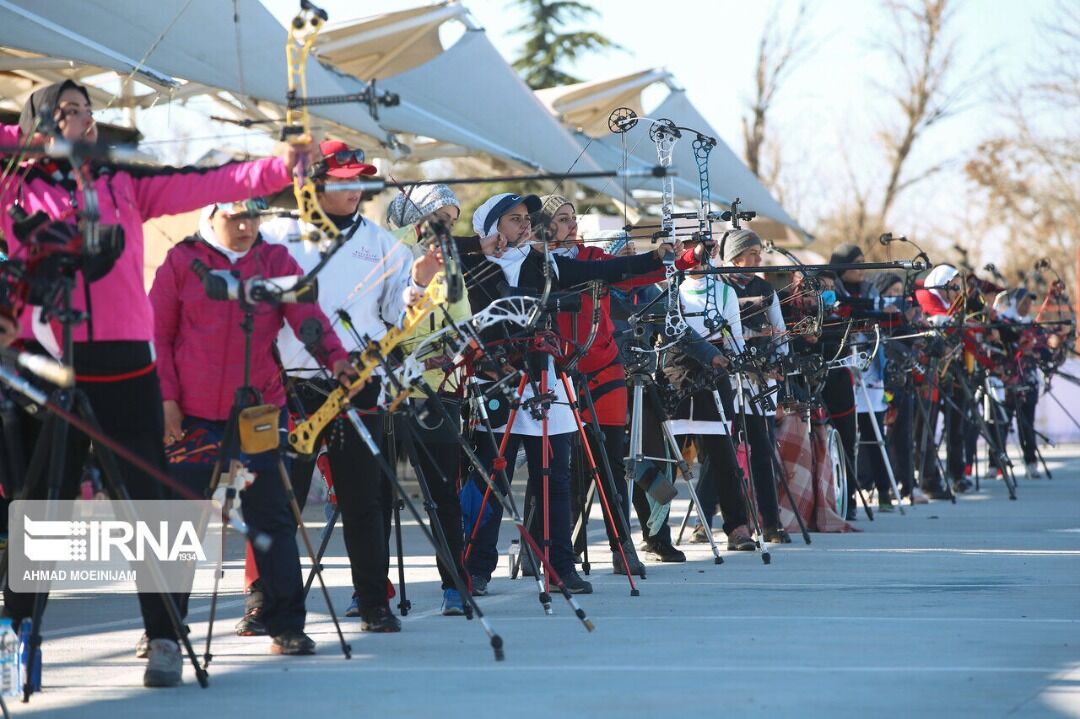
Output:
[5, 445, 1080, 718]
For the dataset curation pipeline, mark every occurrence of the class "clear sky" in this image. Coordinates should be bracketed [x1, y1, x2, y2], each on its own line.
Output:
[216, 1, 1059, 256]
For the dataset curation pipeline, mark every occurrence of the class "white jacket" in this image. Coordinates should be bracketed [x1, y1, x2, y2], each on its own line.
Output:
[261, 214, 414, 377]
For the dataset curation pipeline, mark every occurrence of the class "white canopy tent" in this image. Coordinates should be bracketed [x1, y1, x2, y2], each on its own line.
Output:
[541, 70, 809, 242]
[312, 3, 610, 190]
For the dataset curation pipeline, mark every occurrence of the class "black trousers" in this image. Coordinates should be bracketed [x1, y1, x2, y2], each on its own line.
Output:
[736, 411, 782, 531]
[3, 342, 176, 641]
[1010, 387, 1039, 465]
[691, 432, 749, 535]
[571, 423, 631, 552]
[172, 411, 305, 636]
[857, 411, 892, 497]
[396, 397, 465, 591]
[290, 379, 392, 613]
[887, 390, 915, 494]
[822, 368, 857, 506]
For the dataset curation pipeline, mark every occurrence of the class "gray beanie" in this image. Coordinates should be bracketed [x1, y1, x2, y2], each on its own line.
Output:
[386, 184, 459, 230]
[722, 228, 762, 262]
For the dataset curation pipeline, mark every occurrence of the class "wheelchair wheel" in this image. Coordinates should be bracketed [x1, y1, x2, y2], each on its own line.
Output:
[827, 427, 848, 519]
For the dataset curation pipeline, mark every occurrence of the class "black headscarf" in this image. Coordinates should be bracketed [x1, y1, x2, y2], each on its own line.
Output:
[18, 80, 92, 138]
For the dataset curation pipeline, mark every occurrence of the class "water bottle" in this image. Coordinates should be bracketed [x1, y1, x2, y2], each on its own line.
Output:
[507, 539, 520, 579]
[18, 621, 40, 693]
[0, 618, 22, 697]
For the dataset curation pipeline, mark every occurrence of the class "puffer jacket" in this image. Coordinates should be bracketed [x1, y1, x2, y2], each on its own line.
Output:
[0, 124, 292, 347]
[150, 234, 347, 421]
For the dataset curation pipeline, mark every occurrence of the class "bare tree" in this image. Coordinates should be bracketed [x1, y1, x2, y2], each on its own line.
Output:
[874, 0, 966, 227]
[964, 0, 1080, 291]
[742, 1, 814, 179]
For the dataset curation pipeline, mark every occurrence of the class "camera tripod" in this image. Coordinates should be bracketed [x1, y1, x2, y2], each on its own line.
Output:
[462, 349, 640, 597]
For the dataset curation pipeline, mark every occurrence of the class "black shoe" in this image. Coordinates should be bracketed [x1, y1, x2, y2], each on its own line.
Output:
[953, 477, 974, 494]
[235, 607, 267, 636]
[726, 532, 757, 551]
[271, 629, 316, 655]
[561, 569, 593, 594]
[763, 527, 791, 544]
[845, 505, 858, 521]
[360, 605, 402, 633]
[923, 484, 951, 500]
[643, 540, 686, 562]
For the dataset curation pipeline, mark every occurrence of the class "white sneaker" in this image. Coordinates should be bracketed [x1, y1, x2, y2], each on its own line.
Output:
[1026, 462, 1041, 479]
[909, 487, 930, 505]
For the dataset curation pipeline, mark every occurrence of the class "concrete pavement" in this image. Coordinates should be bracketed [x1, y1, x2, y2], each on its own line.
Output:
[5, 446, 1080, 718]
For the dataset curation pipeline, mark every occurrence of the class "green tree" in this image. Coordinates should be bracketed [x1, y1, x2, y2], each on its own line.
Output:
[511, 0, 621, 90]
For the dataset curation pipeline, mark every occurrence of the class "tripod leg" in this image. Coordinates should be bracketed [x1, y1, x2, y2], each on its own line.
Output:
[391, 484, 410, 616]
[429, 380, 593, 631]
[303, 506, 339, 596]
[463, 378, 553, 615]
[558, 373, 639, 594]
[674, 449, 706, 545]
[954, 375, 1017, 499]
[274, 458, 352, 658]
[731, 418, 771, 564]
[346, 408, 514, 653]
[577, 380, 643, 578]
[462, 374, 527, 565]
[201, 458, 240, 668]
[657, 419, 724, 564]
[855, 379, 906, 516]
[769, 435, 811, 544]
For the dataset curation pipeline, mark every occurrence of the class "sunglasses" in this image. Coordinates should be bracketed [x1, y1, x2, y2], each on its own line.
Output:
[213, 199, 268, 219]
[328, 149, 365, 165]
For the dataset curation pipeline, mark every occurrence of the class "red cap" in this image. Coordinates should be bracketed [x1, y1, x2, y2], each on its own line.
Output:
[319, 139, 377, 179]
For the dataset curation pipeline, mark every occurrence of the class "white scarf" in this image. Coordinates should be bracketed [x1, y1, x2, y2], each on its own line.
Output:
[487, 245, 559, 287]
[198, 206, 251, 263]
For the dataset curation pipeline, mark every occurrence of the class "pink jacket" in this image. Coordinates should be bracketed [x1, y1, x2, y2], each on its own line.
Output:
[0, 124, 292, 345]
[150, 235, 348, 421]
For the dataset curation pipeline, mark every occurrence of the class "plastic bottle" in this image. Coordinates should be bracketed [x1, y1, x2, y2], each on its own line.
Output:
[18, 620, 40, 693]
[0, 618, 22, 697]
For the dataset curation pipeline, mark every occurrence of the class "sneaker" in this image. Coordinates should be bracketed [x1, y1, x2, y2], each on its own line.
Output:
[470, 575, 489, 596]
[440, 589, 466, 616]
[611, 540, 646, 577]
[845, 504, 858, 521]
[953, 477, 974, 494]
[642, 540, 686, 562]
[877, 499, 895, 513]
[143, 638, 182, 688]
[360, 605, 402, 633]
[763, 526, 791, 544]
[1026, 462, 1041, 479]
[909, 487, 930, 505]
[235, 606, 268, 636]
[344, 594, 361, 618]
[726, 527, 757, 551]
[964, 463, 973, 477]
[689, 524, 711, 544]
[561, 569, 593, 594]
[271, 629, 316, 655]
[135, 632, 150, 659]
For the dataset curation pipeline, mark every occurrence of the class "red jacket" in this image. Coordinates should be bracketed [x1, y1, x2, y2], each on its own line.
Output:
[558, 245, 685, 373]
[0, 124, 292, 346]
[150, 235, 347, 421]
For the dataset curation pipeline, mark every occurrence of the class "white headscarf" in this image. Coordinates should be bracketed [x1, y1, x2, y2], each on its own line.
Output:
[925, 265, 959, 306]
[198, 205, 251, 263]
